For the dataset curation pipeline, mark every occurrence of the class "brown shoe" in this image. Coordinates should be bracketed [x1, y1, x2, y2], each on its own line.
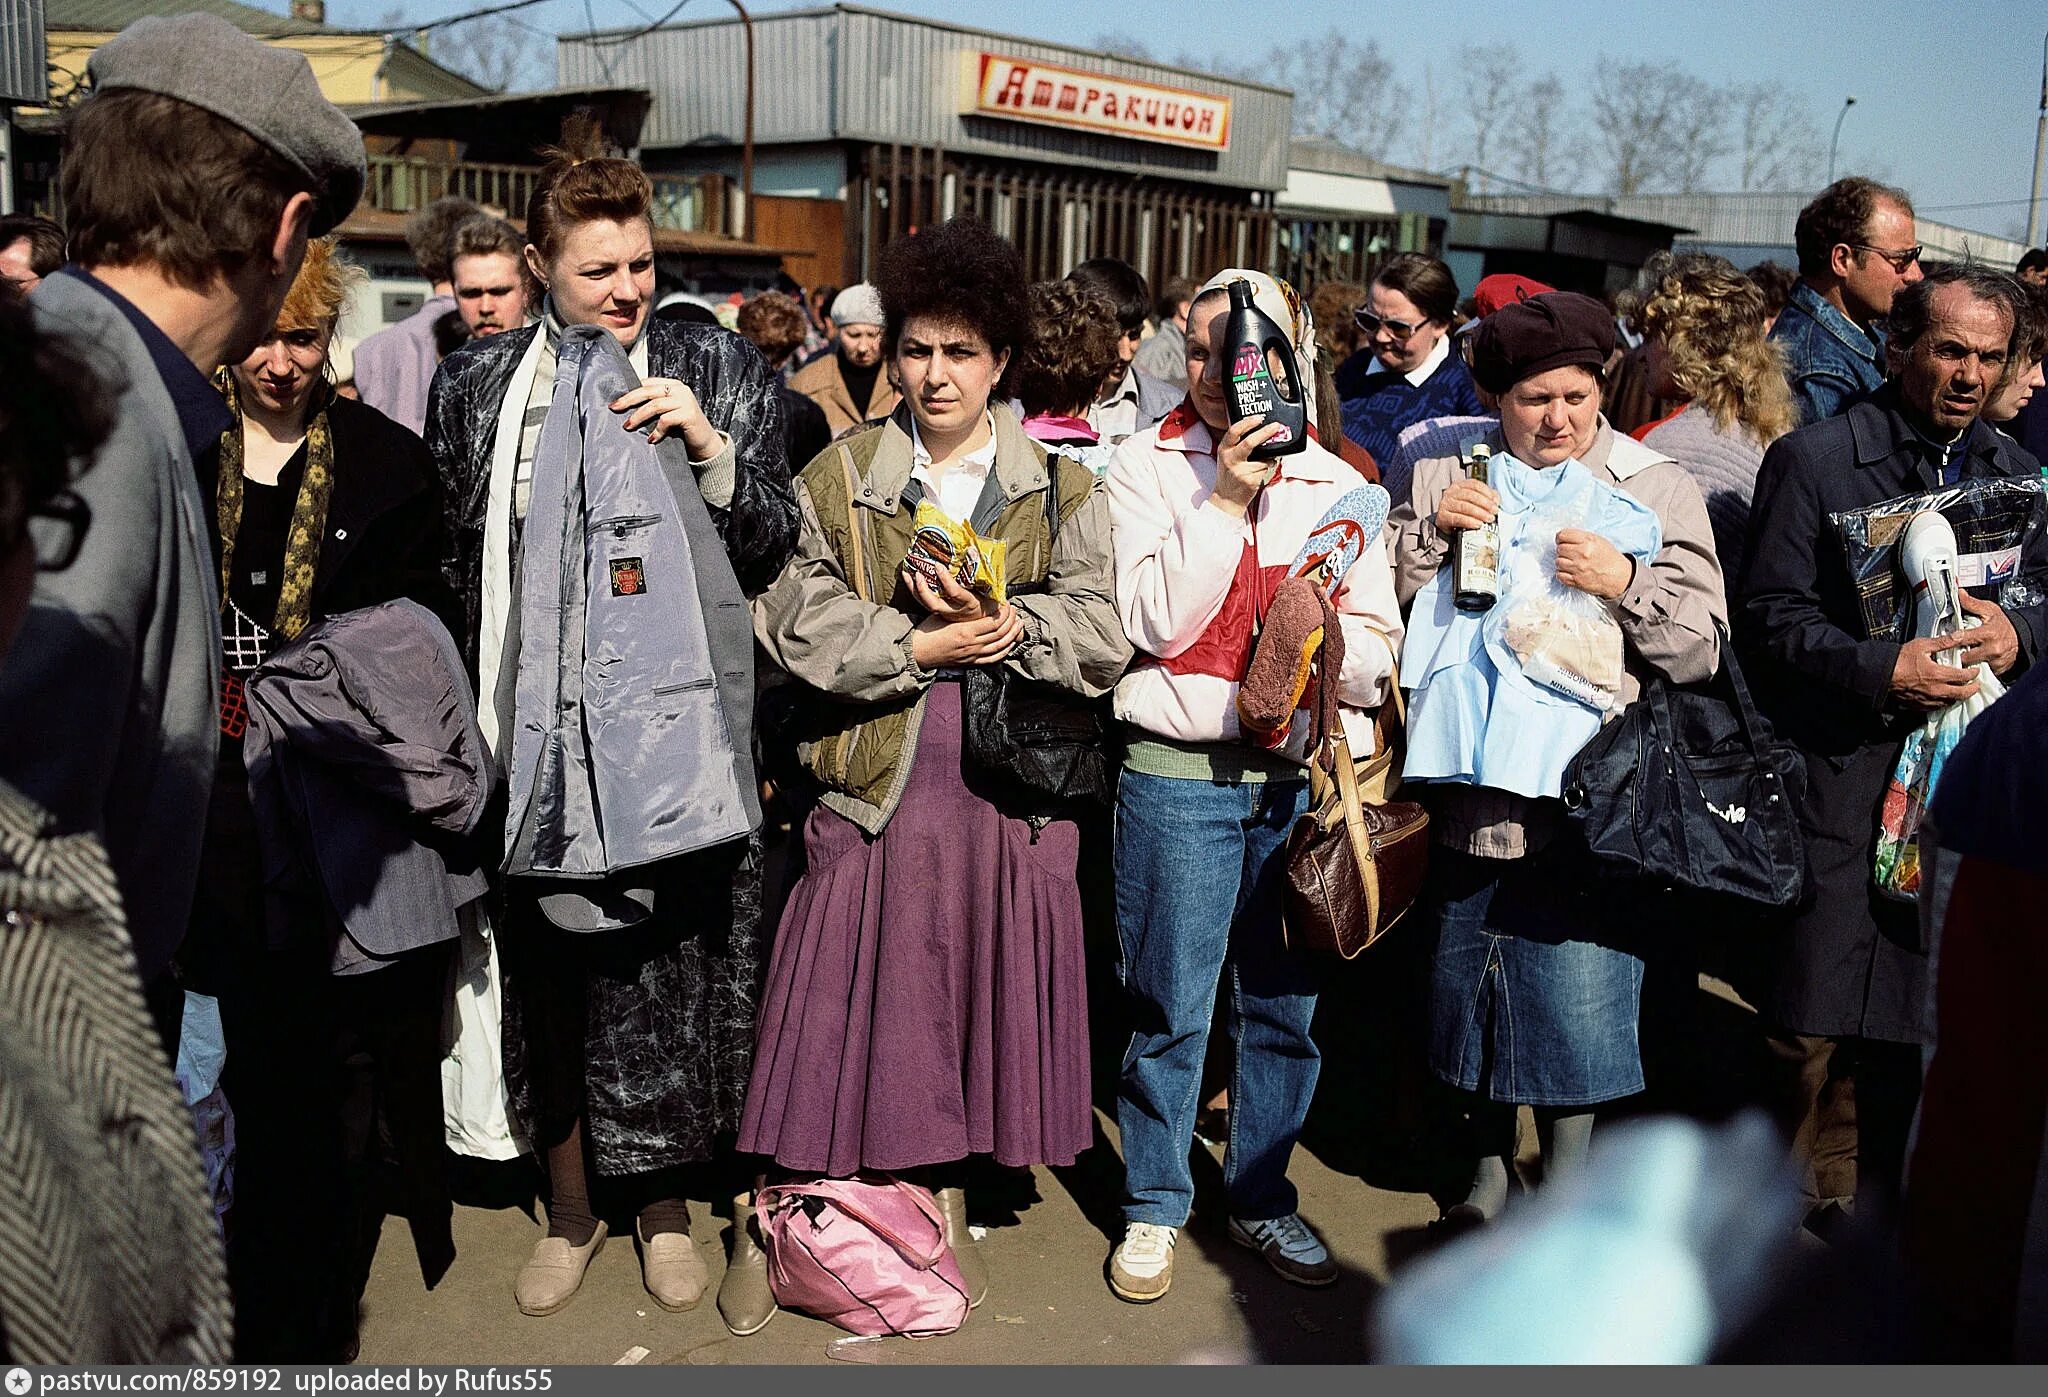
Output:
[637, 1217, 710, 1312]
[717, 1192, 778, 1337]
[515, 1222, 607, 1316]
[933, 1186, 987, 1309]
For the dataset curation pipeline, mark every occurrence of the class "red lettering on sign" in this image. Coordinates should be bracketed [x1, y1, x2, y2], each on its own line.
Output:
[994, 66, 1026, 107]
[1197, 109, 1214, 135]
[1143, 97, 1160, 126]
[1057, 83, 1079, 112]
[1182, 105, 1197, 129]
[1031, 78, 1053, 108]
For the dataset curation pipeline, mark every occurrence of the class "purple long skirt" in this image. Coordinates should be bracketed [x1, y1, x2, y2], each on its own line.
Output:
[737, 681, 1093, 1175]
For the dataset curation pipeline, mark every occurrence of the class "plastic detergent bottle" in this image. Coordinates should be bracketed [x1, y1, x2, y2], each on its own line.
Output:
[1222, 280, 1307, 460]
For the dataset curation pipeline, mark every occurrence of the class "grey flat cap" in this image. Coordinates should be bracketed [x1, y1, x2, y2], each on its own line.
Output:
[89, 13, 367, 237]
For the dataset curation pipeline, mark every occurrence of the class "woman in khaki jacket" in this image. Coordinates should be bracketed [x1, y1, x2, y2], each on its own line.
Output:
[738, 218, 1130, 1320]
[1385, 292, 1726, 1231]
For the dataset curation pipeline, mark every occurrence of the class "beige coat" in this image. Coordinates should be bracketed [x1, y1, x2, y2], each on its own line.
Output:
[1385, 416, 1727, 857]
[789, 350, 902, 436]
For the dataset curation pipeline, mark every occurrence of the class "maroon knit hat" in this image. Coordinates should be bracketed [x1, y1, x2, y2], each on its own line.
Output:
[1469, 291, 1616, 395]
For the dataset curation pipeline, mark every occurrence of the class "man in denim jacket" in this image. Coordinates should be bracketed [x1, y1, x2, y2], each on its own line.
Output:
[1771, 178, 1925, 425]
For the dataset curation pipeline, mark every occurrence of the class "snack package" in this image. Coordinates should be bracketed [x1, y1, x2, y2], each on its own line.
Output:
[1830, 476, 2047, 641]
[906, 501, 1007, 604]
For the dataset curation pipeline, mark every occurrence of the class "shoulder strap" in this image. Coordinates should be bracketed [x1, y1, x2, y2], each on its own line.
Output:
[835, 443, 874, 604]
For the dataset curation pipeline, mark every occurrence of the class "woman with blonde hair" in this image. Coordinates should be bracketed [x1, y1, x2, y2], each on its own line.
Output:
[1634, 251, 1800, 594]
[188, 235, 462, 1361]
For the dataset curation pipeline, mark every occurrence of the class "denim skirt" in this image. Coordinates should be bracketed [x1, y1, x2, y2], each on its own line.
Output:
[1426, 845, 1645, 1107]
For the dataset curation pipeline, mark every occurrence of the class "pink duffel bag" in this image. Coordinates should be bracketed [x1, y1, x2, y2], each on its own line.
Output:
[756, 1174, 970, 1337]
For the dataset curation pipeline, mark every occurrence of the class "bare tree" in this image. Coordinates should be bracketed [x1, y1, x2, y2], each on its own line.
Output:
[1664, 73, 1730, 193]
[1094, 32, 1154, 62]
[1457, 44, 1520, 193]
[1412, 60, 1442, 171]
[1588, 63, 1684, 195]
[430, 15, 550, 93]
[1729, 83, 1822, 191]
[1499, 71, 1581, 190]
[1215, 30, 1411, 159]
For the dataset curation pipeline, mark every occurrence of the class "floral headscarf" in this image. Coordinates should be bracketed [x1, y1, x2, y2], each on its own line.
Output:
[1196, 268, 1320, 426]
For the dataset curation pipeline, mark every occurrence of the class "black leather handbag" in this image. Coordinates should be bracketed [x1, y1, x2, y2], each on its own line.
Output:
[960, 470, 1119, 810]
[1561, 634, 1808, 909]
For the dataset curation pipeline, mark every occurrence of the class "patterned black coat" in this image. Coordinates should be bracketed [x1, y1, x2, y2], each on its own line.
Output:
[422, 317, 799, 1174]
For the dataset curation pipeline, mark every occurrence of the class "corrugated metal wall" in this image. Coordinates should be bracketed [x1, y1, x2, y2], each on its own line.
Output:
[560, 5, 1290, 192]
[1, 0, 47, 106]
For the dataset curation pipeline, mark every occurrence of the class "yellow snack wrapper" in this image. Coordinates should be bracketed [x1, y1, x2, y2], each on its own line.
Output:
[906, 501, 1007, 604]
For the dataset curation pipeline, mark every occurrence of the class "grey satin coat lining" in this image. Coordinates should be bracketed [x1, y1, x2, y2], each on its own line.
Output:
[503, 325, 759, 911]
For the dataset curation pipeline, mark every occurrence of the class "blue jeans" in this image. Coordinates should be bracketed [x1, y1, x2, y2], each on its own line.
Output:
[1113, 769, 1317, 1227]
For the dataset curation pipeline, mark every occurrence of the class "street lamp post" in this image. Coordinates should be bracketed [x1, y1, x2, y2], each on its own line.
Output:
[2027, 30, 2046, 248]
[1827, 95, 1857, 185]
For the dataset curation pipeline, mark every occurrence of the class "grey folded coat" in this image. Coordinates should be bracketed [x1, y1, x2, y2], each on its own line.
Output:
[244, 598, 492, 972]
[505, 325, 759, 932]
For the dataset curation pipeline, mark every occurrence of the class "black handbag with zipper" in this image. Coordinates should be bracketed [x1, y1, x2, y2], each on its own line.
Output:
[1561, 632, 1808, 909]
[957, 464, 1119, 810]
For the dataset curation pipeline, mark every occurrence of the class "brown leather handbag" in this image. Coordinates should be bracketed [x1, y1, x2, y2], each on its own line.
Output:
[1282, 607, 1429, 959]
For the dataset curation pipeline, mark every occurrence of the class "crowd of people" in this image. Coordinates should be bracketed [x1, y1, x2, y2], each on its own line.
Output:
[4, 12, 2048, 1366]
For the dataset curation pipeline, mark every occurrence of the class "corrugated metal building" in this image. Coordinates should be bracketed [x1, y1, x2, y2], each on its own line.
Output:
[559, 3, 1293, 289]
[1272, 139, 1450, 289]
[2, 0, 47, 213]
[1463, 192, 2029, 275]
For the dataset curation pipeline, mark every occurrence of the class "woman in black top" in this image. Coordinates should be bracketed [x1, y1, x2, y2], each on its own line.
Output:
[189, 237, 457, 1363]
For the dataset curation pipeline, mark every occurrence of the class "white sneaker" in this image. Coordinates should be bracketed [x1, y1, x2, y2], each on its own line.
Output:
[1108, 1222, 1177, 1303]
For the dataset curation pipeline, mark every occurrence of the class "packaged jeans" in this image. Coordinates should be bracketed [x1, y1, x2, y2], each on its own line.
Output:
[1830, 476, 2046, 641]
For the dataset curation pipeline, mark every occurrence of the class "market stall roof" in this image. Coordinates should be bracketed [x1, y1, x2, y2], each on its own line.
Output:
[333, 206, 792, 261]
[345, 85, 654, 164]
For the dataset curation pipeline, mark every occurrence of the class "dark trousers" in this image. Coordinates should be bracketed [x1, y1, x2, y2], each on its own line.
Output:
[219, 940, 454, 1362]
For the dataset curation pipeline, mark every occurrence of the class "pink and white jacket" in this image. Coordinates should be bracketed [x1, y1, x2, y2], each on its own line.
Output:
[1105, 404, 1403, 762]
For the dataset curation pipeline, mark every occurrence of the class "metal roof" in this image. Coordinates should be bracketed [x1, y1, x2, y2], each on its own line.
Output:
[559, 3, 1294, 191]
[45, 0, 332, 35]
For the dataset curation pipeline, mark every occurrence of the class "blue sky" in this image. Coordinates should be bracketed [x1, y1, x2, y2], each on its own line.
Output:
[330, 0, 2048, 242]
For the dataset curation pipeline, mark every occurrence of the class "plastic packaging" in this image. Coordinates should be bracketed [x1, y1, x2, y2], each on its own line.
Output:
[905, 501, 1006, 603]
[1221, 279, 1307, 459]
[1829, 475, 2046, 641]
[1500, 490, 1629, 712]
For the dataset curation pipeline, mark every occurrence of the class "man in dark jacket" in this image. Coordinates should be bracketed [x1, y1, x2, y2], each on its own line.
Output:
[1739, 262, 2041, 1231]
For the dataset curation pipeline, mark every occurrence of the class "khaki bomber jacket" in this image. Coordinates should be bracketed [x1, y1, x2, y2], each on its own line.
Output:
[752, 405, 1133, 835]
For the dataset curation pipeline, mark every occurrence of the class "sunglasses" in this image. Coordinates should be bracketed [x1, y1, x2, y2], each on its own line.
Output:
[1353, 308, 1428, 341]
[1849, 243, 1922, 274]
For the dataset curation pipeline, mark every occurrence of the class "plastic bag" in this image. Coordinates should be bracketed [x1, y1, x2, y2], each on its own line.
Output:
[1831, 476, 2047, 642]
[1500, 498, 1629, 713]
[905, 501, 1006, 603]
[1875, 664, 2005, 900]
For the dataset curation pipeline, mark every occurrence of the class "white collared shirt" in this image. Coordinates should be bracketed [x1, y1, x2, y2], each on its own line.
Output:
[1087, 365, 1144, 446]
[1372, 332, 1451, 387]
[909, 411, 999, 521]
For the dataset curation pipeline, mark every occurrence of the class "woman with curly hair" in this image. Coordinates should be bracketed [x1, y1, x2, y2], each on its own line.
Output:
[1634, 251, 1799, 593]
[1016, 277, 1126, 476]
[742, 217, 1131, 1320]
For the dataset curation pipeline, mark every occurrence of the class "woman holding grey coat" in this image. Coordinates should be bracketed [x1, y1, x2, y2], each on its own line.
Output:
[422, 129, 797, 1319]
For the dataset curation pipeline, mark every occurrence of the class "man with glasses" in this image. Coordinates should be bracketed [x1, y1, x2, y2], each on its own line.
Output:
[1771, 177, 1925, 426]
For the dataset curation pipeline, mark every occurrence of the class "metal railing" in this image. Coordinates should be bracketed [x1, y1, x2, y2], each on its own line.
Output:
[359, 155, 730, 236]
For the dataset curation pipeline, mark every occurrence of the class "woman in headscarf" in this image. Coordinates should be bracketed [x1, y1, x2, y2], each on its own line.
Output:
[742, 217, 1130, 1324]
[1103, 269, 1402, 1305]
[422, 121, 798, 1320]
[185, 237, 460, 1361]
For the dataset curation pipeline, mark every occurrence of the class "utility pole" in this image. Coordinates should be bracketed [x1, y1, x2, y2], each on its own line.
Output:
[2027, 29, 2046, 248]
[1827, 95, 1857, 185]
[728, 0, 755, 243]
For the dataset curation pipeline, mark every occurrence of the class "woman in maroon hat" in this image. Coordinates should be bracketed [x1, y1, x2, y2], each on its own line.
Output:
[1385, 291, 1728, 1229]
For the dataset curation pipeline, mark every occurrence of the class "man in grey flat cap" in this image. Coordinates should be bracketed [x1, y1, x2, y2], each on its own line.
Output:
[0, 14, 366, 1040]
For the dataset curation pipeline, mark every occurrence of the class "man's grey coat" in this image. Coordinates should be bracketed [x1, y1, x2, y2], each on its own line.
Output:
[2, 273, 221, 978]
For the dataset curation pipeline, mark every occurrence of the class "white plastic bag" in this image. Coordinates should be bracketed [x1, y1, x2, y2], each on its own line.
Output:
[1500, 494, 1629, 712]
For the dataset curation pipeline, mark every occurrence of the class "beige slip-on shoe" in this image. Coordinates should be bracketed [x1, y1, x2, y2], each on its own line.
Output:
[717, 1193, 779, 1337]
[637, 1217, 711, 1313]
[515, 1221, 607, 1317]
